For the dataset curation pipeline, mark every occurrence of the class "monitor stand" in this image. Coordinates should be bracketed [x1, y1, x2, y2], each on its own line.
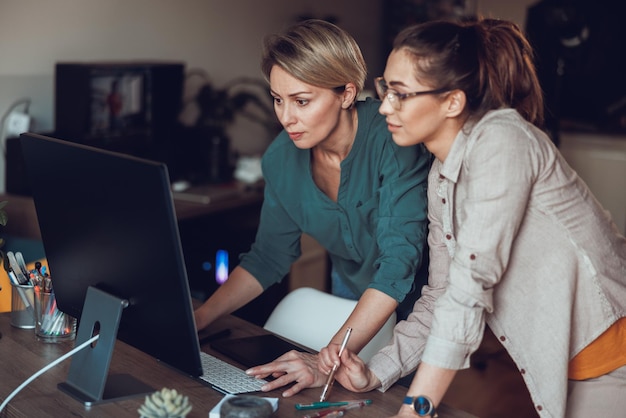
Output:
[58, 286, 155, 406]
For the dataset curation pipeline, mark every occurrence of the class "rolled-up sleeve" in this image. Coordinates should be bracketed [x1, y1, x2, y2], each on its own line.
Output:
[368, 166, 450, 390]
[239, 181, 302, 289]
[369, 142, 430, 303]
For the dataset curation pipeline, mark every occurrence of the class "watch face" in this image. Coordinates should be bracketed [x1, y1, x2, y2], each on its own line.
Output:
[403, 395, 435, 417]
[415, 396, 432, 415]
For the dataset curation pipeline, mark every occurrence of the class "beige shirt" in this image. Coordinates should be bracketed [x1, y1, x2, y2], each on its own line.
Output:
[368, 109, 626, 417]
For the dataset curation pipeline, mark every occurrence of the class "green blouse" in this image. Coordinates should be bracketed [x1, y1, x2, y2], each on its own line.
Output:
[239, 98, 430, 305]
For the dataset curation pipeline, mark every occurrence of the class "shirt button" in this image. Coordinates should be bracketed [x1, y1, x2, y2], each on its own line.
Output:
[445, 234, 452, 240]
[442, 198, 446, 204]
[536, 405, 543, 412]
[499, 336, 506, 342]
[520, 369, 526, 374]
[470, 254, 476, 260]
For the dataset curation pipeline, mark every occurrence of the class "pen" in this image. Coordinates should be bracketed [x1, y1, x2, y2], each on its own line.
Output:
[296, 399, 372, 410]
[303, 399, 370, 418]
[303, 410, 344, 418]
[319, 327, 352, 402]
[8, 268, 34, 312]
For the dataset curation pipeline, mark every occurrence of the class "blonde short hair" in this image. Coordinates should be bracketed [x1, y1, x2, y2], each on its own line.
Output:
[261, 19, 367, 97]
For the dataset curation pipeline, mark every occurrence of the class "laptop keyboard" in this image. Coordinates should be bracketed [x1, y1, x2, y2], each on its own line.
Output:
[199, 351, 267, 394]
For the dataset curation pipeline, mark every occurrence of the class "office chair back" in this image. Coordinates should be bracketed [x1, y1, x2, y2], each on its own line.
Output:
[263, 287, 396, 362]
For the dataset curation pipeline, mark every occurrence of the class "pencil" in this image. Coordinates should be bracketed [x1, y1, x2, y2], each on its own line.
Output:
[319, 327, 352, 402]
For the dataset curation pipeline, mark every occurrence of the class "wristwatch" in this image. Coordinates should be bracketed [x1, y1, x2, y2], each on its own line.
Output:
[403, 395, 438, 417]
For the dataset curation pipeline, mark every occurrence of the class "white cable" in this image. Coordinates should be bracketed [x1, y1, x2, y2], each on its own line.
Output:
[0, 97, 31, 156]
[0, 98, 31, 193]
[0, 334, 100, 413]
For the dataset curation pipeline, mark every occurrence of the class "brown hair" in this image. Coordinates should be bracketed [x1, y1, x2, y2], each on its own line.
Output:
[393, 18, 544, 126]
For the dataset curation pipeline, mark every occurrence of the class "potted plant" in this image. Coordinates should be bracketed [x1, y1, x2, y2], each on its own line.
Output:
[176, 71, 280, 184]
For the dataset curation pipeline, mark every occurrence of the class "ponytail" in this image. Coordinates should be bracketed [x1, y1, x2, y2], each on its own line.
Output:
[478, 19, 544, 126]
[393, 18, 544, 126]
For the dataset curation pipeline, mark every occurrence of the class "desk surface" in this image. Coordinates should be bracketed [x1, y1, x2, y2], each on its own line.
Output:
[0, 313, 476, 418]
[171, 182, 264, 221]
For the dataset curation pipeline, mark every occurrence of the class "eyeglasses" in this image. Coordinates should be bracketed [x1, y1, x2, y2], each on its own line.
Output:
[374, 77, 448, 111]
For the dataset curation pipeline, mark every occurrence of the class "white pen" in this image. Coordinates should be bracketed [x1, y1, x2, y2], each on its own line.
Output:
[320, 327, 352, 402]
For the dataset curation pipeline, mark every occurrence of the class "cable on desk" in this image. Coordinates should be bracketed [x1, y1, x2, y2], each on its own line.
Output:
[0, 334, 100, 413]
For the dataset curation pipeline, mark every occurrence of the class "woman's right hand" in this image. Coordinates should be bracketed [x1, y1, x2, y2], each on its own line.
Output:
[333, 348, 381, 393]
[245, 350, 327, 397]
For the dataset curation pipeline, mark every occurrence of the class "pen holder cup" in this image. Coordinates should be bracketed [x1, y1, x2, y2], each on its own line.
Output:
[10, 283, 35, 329]
[33, 289, 76, 343]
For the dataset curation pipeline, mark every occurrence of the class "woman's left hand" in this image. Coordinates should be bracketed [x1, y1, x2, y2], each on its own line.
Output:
[245, 350, 326, 397]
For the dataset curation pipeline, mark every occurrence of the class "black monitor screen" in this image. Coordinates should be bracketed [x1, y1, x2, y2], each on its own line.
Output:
[20, 132, 203, 378]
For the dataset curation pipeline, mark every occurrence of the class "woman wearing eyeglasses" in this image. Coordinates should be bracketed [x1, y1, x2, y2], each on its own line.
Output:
[331, 18, 626, 417]
[194, 19, 431, 397]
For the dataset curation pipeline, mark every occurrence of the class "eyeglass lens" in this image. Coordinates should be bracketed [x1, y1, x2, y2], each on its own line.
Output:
[375, 78, 401, 110]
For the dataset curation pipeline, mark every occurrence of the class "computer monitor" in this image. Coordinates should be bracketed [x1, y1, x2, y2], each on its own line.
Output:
[54, 61, 185, 161]
[19, 132, 203, 405]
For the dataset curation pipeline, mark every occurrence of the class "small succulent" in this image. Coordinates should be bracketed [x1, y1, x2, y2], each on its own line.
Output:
[138, 388, 192, 418]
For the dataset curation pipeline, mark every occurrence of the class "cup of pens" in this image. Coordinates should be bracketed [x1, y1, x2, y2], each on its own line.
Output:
[33, 283, 76, 343]
[10, 283, 36, 329]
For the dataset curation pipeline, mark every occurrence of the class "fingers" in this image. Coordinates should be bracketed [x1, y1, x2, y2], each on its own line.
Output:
[340, 348, 360, 366]
[258, 364, 317, 396]
[245, 350, 301, 376]
[257, 374, 295, 393]
[318, 345, 342, 373]
[281, 381, 308, 397]
[319, 345, 354, 371]
[333, 350, 374, 392]
[244, 351, 323, 396]
[246, 364, 279, 379]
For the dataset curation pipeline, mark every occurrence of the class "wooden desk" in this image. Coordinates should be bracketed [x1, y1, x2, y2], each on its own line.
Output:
[172, 183, 264, 221]
[0, 313, 476, 418]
